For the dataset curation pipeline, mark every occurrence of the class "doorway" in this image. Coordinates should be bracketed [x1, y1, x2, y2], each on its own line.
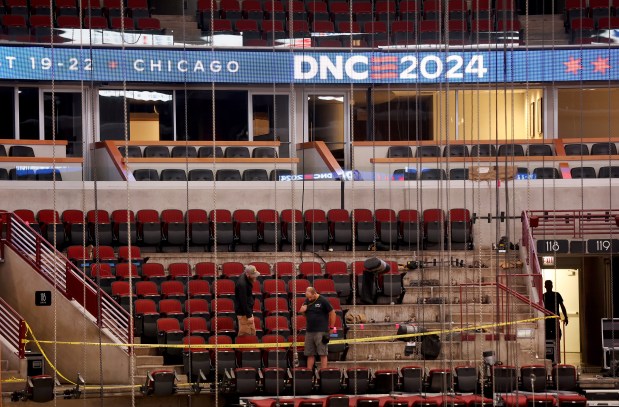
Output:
[542, 268, 581, 365]
[306, 94, 347, 169]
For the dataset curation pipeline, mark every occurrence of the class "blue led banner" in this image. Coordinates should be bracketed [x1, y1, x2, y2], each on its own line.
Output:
[0, 45, 616, 84]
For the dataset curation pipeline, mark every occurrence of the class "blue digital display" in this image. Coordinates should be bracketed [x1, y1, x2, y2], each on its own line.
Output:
[0, 45, 616, 84]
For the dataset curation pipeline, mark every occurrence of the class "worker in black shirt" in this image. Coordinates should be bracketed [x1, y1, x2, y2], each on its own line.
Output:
[299, 286, 336, 370]
[543, 280, 568, 343]
[234, 265, 260, 336]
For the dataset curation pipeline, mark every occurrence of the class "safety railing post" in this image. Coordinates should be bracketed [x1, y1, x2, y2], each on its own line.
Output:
[18, 320, 26, 359]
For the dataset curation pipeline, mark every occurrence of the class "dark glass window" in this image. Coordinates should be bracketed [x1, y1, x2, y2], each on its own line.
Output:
[99, 90, 174, 141]
[176, 90, 248, 141]
[44, 92, 83, 157]
[19, 88, 39, 140]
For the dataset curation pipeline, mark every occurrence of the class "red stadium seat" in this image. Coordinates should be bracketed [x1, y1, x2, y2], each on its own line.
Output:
[305, 209, 328, 248]
[111, 209, 136, 246]
[235, 335, 261, 368]
[209, 209, 233, 247]
[329, 2, 349, 23]
[288, 279, 310, 298]
[449, 208, 473, 249]
[210, 315, 236, 338]
[103, 0, 123, 17]
[399, 209, 422, 248]
[56, 0, 78, 17]
[134, 299, 158, 338]
[161, 209, 185, 247]
[156, 317, 184, 358]
[286, 1, 307, 20]
[159, 298, 184, 322]
[213, 280, 236, 299]
[169, 262, 193, 280]
[208, 335, 236, 372]
[210, 297, 236, 319]
[30, 15, 52, 37]
[161, 280, 186, 301]
[185, 298, 210, 320]
[186, 209, 209, 248]
[324, 261, 351, 301]
[262, 334, 288, 368]
[195, 262, 218, 282]
[222, 262, 244, 280]
[352, 2, 373, 23]
[265, 316, 290, 338]
[262, 19, 286, 42]
[137, 209, 162, 247]
[281, 209, 303, 248]
[188, 280, 212, 302]
[110, 17, 135, 31]
[299, 261, 322, 280]
[241, 0, 262, 20]
[264, 2, 285, 20]
[292, 315, 307, 334]
[392, 20, 416, 44]
[86, 210, 112, 246]
[117, 246, 143, 263]
[93, 245, 116, 262]
[141, 263, 166, 286]
[263, 278, 288, 298]
[62, 209, 88, 245]
[127, 0, 150, 19]
[115, 263, 139, 280]
[290, 20, 310, 38]
[90, 263, 115, 294]
[83, 16, 108, 29]
[233, 209, 258, 248]
[307, 2, 329, 22]
[38, 209, 62, 246]
[376, 1, 396, 21]
[420, 20, 440, 43]
[220, 0, 242, 20]
[264, 297, 290, 317]
[135, 281, 161, 302]
[327, 209, 352, 247]
[183, 317, 210, 340]
[314, 279, 337, 297]
[423, 209, 446, 249]
[235, 19, 261, 40]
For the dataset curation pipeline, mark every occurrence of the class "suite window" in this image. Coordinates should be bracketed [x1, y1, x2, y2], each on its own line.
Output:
[98, 90, 174, 141]
[175, 90, 248, 141]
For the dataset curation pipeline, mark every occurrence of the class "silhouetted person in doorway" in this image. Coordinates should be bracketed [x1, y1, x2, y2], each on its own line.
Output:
[543, 280, 568, 345]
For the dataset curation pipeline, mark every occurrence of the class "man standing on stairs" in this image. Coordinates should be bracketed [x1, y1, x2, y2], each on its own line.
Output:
[543, 280, 568, 357]
[299, 286, 336, 370]
[235, 265, 260, 336]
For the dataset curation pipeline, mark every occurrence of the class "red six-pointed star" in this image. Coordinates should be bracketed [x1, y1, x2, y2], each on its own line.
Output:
[564, 56, 582, 74]
[592, 56, 611, 74]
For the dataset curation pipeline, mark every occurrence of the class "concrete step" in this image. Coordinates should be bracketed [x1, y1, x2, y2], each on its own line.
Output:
[144, 250, 501, 270]
[134, 373, 189, 384]
[134, 347, 159, 356]
[135, 355, 164, 366]
[330, 359, 476, 371]
[340, 303, 534, 324]
[135, 364, 184, 377]
[345, 341, 463, 361]
[1, 370, 26, 393]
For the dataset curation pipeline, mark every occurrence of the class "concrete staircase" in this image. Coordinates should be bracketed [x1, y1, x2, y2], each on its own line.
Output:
[336, 249, 547, 372]
[1, 359, 25, 393]
[153, 14, 204, 43]
[132, 346, 187, 386]
[522, 14, 571, 46]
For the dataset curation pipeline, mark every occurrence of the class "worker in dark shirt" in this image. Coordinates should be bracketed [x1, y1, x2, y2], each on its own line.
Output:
[299, 286, 336, 370]
[234, 265, 260, 336]
[543, 280, 568, 343]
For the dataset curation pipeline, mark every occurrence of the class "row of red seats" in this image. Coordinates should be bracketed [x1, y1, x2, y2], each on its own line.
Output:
[8, 207, 472, 251]
[1, 0, 150, 19]
[1, 14, 161, 35]
[197, 0, 516, 26]
[81, 257, 402, 302]
[567, 16, 619, 44]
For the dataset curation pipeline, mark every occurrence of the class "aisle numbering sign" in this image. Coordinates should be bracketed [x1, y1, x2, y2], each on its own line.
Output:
[35, 291, 51, 306]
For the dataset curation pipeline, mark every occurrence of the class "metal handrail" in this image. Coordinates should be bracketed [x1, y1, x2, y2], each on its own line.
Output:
[0, 297, 26, 358]
[2, 212, 131, 354]
[528, 209, 619, 239]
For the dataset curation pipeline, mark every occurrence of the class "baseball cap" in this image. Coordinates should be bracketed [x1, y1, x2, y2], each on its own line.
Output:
[245, 265, 260, 278]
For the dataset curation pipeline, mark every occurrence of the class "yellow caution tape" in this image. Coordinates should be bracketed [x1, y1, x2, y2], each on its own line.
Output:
[0, 377, 27, 383]
[21, 315, 558, 351]
[4, 315, 559, 390]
